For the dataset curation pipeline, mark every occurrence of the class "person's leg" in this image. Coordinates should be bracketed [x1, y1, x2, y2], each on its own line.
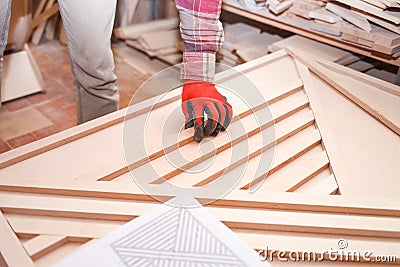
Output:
[0, 0, 12, 102]
[58, 0, 119, 124]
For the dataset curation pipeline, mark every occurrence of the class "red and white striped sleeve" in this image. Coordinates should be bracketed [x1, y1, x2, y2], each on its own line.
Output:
[175, 0, 224, 82]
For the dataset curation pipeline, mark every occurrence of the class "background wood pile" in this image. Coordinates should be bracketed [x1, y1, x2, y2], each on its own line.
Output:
[238, 0, 400, 57]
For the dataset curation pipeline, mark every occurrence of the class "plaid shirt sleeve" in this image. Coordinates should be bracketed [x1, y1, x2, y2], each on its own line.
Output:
[175, 0, 224, 82]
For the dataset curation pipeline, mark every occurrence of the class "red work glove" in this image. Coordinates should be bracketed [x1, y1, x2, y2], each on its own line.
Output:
[181, 80, 233, 142]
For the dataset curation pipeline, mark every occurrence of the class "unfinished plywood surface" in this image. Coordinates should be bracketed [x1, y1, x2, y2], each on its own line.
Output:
[0, 50, 399, 264]
[291, 52, 400, 199]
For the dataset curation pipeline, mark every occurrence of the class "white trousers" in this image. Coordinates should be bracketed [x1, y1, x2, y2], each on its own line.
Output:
[1, 0, 119, 123]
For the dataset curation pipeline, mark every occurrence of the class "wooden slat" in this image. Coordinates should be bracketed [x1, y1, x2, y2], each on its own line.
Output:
[295, 174, 339, 195]
[0, 210, 34, 266]
[0, 177, 399, 216]
[287, 47, 400, 136]
[1, 192, 400, 239]
[23, 234, 68, 260]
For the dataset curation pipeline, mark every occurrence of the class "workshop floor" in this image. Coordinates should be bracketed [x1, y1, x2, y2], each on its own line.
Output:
[0, 40, 149, 154]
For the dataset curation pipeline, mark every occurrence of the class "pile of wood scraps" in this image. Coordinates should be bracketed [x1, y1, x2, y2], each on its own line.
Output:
[114, 18, 183, 65]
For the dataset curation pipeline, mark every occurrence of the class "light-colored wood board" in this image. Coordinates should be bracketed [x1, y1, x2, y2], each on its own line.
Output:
[0, 210, 34, 266]
[341, 33, 374, 47]
[335, 0, 400, 24]
[292, 1, 321, 11]
[23, 234, 68, 260]
[33, 241, 84, 267]
[222, 0, 400, 66]
[1, 192, 400, 239]
[354, 8, 400, 34]
[114, 17, 179, 40]
[292, 55, 400, 199]
[288, 48, 400, 135]
[343, 23, 400, 47]
[295, 173, 339, 195]
[317, 57, 400, 96]
[326, 3, 372, 32]
[234, 32, 283, 61]
[262, 145, 330, 192]
[309, 8, 343, 23]
[138, 29, 180, 51]
[241, 126, 321, 190]
[1, 50, 44, 102]
[0, 51, 297, 183]
[224, 22, 260, 44]
[372, 42, 400, 54]
[268, 0, 295, 15]
[1, 176, 399, 216]
[288, 6, 311, 19]
[268, 35, 351, 62]
[361, 0, 387, 9]
[310, 21, 342, 36]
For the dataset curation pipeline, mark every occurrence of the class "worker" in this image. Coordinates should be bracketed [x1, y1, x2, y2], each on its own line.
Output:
[0, 0, 119, 124]
[175, 0, 233, 142]
[1, 0, 231, 141]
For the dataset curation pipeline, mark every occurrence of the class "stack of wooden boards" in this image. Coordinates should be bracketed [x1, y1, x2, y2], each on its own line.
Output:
[233, 0, 400, 57]
[0, 48, 399, 265]
[114, 18, 183, 65]
[2, 0, 44, 105]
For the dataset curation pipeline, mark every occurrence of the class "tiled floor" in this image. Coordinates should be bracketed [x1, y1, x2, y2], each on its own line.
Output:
[0, 40, 152, 154]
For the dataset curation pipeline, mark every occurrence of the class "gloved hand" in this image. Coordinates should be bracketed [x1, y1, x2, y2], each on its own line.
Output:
[181, 80, 232, 142]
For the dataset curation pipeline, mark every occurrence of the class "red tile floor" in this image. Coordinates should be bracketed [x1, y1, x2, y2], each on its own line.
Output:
[0, 40, 150, 154]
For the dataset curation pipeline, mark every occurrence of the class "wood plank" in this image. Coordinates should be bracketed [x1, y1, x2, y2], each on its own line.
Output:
[259, 146, 330, 192]
[292, 56, 400, 199]
[114, 17, 179, 40]
[335, 0, 400, 24]
[269, 35, 351, 62]
[23, 235, 68, 260]
[341, 24, 400, 47]
[295, 174, 339, 195]
[309, 21, 342, 36]
[309, 8, 343, 23]
[1, 192, 400, 238]
[326, 3, 372, 32]
[287, 48, 400, 135]
[1, 177, 399, 216]
[0, 210, 34, 266]
[354, 9, 400, 34]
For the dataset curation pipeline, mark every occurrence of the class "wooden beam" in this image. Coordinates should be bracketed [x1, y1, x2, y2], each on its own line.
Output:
[23, 234, 68, 260]
[0, 210, 34, 266]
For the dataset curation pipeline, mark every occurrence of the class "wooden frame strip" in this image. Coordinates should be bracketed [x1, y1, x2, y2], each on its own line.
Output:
[0, 210, 34, 266]
[286, 47, 400, 136]
[23, 234, 68, 260]
[0, 193, 399, 239]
